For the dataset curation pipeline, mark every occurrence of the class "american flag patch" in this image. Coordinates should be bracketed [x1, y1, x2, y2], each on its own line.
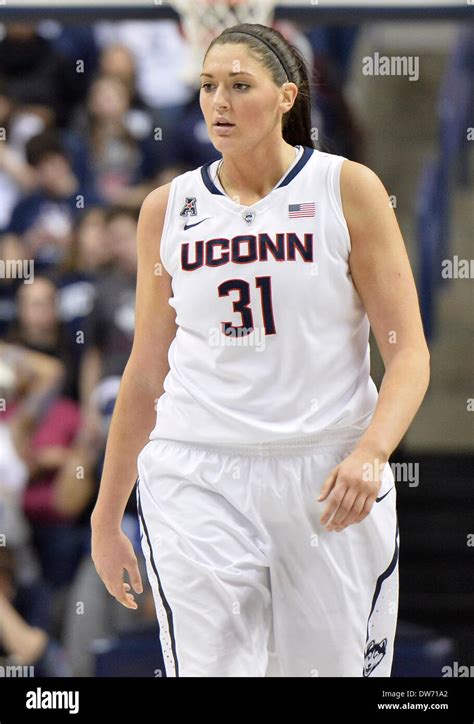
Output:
[288, 202, 316, 218]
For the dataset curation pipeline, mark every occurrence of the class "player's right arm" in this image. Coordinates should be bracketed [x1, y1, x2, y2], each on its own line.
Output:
[91, 182, 177, 610]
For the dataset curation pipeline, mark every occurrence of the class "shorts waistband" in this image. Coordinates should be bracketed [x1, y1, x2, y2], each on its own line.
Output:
[150, 427, 366, 457]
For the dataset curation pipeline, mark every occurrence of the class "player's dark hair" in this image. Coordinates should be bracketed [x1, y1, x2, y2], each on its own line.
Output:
[204, 23, 314, 149]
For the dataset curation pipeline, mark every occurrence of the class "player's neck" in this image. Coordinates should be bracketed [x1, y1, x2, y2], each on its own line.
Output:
[218, 142, 297, 205]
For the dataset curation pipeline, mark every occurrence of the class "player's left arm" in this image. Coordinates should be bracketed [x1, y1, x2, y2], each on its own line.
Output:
[318, 160, 430, 532]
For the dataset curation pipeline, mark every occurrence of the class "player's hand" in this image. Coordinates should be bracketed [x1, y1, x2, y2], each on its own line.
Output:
[91, 525, 143, 609]
[317, 445, 387, 532]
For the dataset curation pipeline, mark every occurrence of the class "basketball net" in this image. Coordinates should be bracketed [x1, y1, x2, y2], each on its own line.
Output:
[169, 0, 277, 87]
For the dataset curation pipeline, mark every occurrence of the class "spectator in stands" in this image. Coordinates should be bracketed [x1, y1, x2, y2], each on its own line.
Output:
[96, 44, 183, 189]
[0, 341, 87, 591]
[0, 74, 99, 211]
[1, 130, 102, 270]
[0, 76, 38, 230]
[55, 207, 113, 371]
[0, 341, 64, 471]
[0, 344, 64, 591]
[6, 276, 79, 400]
[0, 546, 72, 675]
[0, 233, 29, 338]
[94, 19, 193, 138]
[0, 22, 88, 129]
[44, 23, 100, 89]
[98, 43, 149, 117]
[80, 206, 138, 406]
[16, 398, 86, 590]
[60, 207, 113, 279]
[71, 74, 162, 208]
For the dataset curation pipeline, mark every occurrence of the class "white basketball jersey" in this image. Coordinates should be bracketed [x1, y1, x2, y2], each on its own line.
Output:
[149, 145, 378, 445]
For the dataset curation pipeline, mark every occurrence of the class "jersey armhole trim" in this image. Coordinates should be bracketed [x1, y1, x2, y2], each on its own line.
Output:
[159, 177, 178, 277]
[328, 157, 352, 255]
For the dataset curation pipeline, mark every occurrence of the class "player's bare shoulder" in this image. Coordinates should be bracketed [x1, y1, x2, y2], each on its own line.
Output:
[340, 160, 389, 207]
[340, 160, 392, 235]
[137, 183, 173, 256]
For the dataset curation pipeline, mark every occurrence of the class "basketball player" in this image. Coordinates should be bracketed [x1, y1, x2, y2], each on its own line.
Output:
[91, 24, 430, 677]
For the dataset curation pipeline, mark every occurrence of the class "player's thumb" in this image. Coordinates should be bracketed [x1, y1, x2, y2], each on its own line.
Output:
[317, 469, 337, 501]
[127, 560, 143, 594]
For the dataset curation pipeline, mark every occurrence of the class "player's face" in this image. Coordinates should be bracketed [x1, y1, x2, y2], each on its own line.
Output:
[200, 44, 287, 152]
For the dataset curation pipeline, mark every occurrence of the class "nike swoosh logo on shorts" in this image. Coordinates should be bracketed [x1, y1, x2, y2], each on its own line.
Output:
[184, 217, 211, 230]
[375, 486, 394, 503]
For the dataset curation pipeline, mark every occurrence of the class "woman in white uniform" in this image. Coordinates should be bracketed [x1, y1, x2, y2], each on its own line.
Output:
[91, 23, 430, 677]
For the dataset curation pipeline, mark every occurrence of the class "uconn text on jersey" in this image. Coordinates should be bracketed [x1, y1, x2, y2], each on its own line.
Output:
[181, 232, 314, 271]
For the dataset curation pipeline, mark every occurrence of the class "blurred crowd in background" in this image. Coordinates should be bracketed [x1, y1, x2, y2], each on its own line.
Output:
[0, 17, 361, 675]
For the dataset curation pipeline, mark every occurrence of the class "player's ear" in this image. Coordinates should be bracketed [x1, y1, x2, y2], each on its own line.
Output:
[280, 81, 298, 115]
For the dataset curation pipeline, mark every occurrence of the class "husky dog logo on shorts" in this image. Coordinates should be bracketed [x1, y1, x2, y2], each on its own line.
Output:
[363, 638, 387, 676]
[180, 197, 198, 217]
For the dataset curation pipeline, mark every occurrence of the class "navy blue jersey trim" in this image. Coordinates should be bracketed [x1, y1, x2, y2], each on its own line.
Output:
[200, 145, 315, 196]
[136, 478, 180, 677]
[277, 145, 314, 187]
[201, 161, 225, 196]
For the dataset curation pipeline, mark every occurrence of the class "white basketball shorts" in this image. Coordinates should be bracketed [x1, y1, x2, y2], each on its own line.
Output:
[136, 428, 399, 677]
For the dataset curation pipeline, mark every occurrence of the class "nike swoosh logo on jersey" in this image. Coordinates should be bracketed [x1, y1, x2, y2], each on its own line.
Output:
[183, 217, 211, 230]
[375, 486, 394, 503]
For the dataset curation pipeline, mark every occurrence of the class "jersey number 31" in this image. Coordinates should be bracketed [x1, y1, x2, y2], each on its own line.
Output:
[218, 276, 276, 337]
